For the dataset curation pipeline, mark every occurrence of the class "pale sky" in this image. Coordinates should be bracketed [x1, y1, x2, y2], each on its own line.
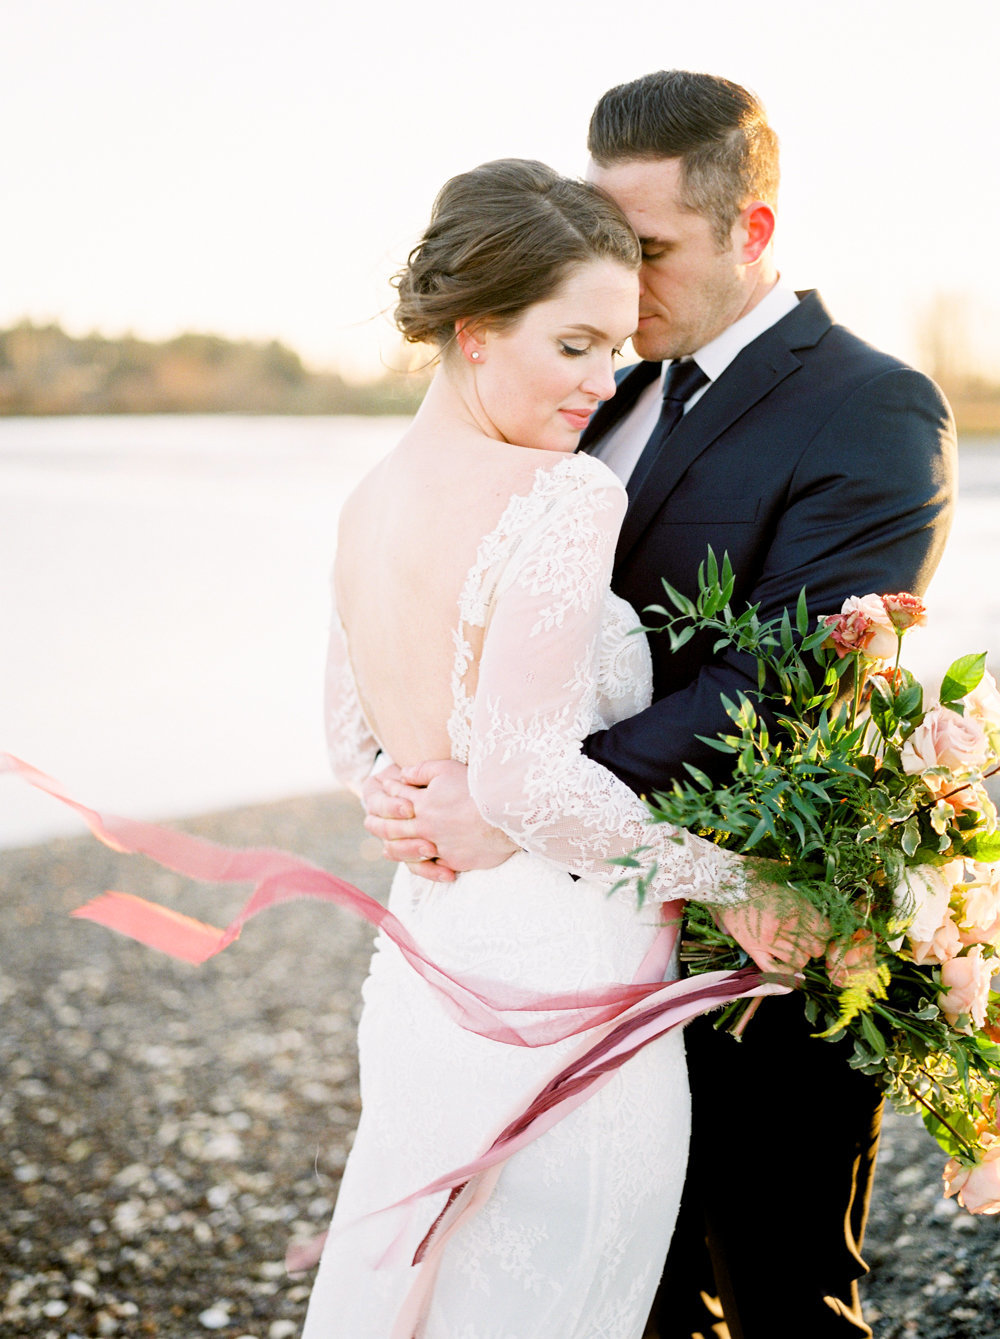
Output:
[3, 0, 998, 379]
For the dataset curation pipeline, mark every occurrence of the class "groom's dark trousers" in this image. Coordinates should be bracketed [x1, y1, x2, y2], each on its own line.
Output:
[579, 291, 956, 1339]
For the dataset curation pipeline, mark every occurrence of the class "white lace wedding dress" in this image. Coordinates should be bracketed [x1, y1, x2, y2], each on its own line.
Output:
[303, 453, 744, 1339]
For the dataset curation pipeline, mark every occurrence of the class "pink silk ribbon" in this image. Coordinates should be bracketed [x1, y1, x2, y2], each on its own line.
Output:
[2, 752, 687, 1048]
[4, 751, 788, 1336]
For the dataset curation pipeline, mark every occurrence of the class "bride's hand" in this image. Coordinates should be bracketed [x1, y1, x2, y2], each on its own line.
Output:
[363, 759, 517, 881]
[717, 878, 830, 977]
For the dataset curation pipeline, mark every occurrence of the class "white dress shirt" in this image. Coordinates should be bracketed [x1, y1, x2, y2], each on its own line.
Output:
[592, 283, 801, 486]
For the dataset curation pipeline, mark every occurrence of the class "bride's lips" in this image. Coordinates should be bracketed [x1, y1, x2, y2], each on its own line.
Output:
[559, 407, 594, 431]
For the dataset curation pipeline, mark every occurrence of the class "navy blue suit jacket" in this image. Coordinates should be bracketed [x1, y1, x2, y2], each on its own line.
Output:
[579, 290, 957, 795]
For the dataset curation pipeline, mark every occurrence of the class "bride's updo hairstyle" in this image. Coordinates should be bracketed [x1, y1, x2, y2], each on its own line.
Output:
[394, 158, 640, 351]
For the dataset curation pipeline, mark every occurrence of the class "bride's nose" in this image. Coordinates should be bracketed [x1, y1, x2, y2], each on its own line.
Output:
[580, 359, 617, 401]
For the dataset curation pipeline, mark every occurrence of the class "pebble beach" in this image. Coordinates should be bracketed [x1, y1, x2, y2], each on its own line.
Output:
[2, 791, 999, 1339]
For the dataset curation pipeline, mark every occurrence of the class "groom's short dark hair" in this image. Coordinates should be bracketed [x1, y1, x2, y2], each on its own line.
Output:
[588, 71, 780, 246]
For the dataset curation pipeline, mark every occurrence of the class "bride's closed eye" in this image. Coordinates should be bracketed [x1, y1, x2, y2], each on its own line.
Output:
[559, 341, 589, 358]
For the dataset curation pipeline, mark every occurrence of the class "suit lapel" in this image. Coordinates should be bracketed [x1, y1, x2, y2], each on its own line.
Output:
[613, 291, 833, 571]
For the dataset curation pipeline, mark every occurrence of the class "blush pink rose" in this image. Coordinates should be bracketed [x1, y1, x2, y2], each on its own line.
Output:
[965, 671, 1000, 730]
[893, 863, 962, 945]
[881, 592, 928, 631]
[939, 945, 993, 1028]
[943, 1144, 1000, 1213]
[822, 595, 898, 661]
[901, 705, 990, 780]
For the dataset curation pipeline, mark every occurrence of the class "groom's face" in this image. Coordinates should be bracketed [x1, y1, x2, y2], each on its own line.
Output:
[588, 157, 749, 362]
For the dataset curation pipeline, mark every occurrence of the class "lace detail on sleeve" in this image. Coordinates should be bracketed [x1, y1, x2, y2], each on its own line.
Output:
[324, 606, 380, 796]
[464, 456, 746, 907]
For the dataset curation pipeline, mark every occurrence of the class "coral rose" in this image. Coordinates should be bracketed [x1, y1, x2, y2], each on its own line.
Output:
[822, 595, 898, 661]
[939, 946, 993, 1028]
[881, 592, 927, 631]
[943, 1144, 1000, 1214]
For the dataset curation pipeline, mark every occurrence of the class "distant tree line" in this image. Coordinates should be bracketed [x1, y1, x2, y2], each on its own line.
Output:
[3, 312, 999, 430]
[915, 296, 1000, 435]
[0, 322, 430, 416]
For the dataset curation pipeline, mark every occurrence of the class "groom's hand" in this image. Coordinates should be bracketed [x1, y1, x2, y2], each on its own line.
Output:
[362, 759, 517, 882]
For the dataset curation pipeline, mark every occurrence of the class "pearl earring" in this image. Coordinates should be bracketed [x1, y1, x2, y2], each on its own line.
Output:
[470, 351, 480, 360]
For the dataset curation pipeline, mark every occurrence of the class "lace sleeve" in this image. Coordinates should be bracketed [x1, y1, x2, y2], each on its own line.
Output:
[324, 606, 379, 797]
[467, 471, 746, 906]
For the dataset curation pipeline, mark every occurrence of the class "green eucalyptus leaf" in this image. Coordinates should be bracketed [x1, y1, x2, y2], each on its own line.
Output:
[659, 581, 697, 618]
[795, 588, 810, 637]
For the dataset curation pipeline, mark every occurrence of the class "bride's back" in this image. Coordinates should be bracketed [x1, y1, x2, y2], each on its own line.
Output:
[330, 158, 640, 766]
[335, 419, 553, 766]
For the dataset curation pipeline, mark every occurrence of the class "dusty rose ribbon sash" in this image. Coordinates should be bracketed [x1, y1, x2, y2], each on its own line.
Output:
[382, 962, 785, 1336]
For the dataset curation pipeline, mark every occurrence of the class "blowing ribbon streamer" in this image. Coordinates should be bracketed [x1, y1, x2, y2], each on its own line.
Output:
[3, 751, 787, 1334]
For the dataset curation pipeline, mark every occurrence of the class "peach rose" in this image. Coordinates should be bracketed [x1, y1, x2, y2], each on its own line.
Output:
[881, 592, 927, 631]
[939, 945, 993, 1028]
[910, 915, 963, 966]
[943, 782, 997, 821]
[901, 705, 989, 780]
[943, 1144, 1000, 1214]
[822, 595, 898, 661]
[956, 871, 1000, 947]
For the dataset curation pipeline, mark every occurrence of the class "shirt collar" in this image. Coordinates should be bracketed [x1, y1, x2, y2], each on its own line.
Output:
[662, 281, 800, 388]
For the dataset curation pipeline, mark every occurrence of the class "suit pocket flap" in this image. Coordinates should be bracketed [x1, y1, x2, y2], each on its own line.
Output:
[660, 497, 761, 524]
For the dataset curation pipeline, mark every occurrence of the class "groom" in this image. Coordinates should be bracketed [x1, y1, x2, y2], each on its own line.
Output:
[364, 71, 956, 1338]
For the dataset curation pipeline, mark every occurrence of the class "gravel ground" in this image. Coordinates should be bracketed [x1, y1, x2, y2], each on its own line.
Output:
[2, 792, 999, 1339]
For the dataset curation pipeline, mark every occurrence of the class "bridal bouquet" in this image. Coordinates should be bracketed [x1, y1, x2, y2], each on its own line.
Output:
[640, 552, 1000, 1212]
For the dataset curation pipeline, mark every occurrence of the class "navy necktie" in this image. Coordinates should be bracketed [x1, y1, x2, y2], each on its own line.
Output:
[626, 359, 709, 501]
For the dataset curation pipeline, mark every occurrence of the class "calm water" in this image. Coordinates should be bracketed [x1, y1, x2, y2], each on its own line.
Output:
[2, 416, 998, 848]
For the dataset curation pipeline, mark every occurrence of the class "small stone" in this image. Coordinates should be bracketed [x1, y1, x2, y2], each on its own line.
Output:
[257, 1261, 287, 1280]
[41, 1300, 69, 1318]
[268, 1323, 297, 1339]
[931, 1195, 959, 1219]
[198, 1305, 231, 1329]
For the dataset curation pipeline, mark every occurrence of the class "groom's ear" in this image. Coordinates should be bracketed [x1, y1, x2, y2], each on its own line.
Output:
[737, 201, 776, 265]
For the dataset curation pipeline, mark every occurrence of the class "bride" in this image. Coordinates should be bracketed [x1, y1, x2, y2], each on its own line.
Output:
[304, 158, 764, 1339]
